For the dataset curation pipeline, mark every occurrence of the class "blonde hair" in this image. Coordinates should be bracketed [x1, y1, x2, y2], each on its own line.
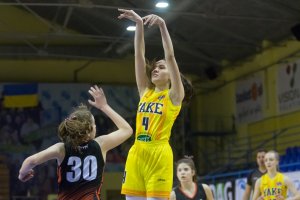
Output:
[266, 150, 280, 161]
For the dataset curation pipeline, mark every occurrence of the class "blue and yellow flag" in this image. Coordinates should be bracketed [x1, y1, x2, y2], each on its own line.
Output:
[3, 84, 38, 108]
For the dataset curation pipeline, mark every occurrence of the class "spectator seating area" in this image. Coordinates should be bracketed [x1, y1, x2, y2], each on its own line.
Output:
[280, 146, 300, 172]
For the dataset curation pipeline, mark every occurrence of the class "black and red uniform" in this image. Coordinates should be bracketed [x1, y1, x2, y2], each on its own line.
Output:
[173, 183, 207, 200]
[57, 140, 105, 200]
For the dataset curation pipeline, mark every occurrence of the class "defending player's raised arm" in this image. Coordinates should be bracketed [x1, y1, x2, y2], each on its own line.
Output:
[88, 85, 133, 156]
[143, 14, 184, 105]
[118, 9, 147, 96]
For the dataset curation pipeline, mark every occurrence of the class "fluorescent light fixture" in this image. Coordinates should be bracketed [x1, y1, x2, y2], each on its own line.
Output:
[126, 26, 136, 31]
[155, 2, 169, 8]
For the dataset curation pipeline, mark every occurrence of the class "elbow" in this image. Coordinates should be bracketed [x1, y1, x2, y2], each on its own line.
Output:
[180, 92, 185, 103]
[178, 88, 185, 103]
[128, 126, 133, 136]
[124, 125, 133, 137]
[21, 156, 37, 170]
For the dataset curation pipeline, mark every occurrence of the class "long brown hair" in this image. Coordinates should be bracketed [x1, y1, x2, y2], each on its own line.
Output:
[58, 104, 94, 151]
[146, 58, 194, 104]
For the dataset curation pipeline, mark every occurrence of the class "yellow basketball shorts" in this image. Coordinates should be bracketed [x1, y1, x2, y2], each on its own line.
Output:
[121, 140, 173, 198]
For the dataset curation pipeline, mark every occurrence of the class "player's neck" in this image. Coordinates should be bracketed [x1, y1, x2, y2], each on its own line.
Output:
[155, 85, 169, 92]
[267, 169, 277, 178]
[180, 181, 195, 191]
[258, 166, 266, 173]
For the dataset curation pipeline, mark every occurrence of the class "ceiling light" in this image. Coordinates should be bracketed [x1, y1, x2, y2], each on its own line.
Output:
[155, 1, 169, 8]
[126, 26, 136, 31]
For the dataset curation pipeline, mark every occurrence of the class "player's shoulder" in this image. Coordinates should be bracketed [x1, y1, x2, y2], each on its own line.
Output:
[282, 174, 291, 182]
[250, 168, 261, 175]
[246, 169, 255, 177]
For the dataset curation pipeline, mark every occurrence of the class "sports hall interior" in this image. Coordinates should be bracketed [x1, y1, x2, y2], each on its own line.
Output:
[0, 1, 300, 199]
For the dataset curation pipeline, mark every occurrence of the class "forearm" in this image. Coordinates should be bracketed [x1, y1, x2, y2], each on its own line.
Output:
[135, 19, 145, 58]
[242, 194, 249, 200]
[243, 187, 251, 200]
[159, 22, 174, 58]
[100, 105, 131, 130]
[19, 156, 36, 175]
[134, 19, 147, 93]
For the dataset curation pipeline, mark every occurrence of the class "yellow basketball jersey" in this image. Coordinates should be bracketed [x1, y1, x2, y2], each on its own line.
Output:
[260, 172, 287, 200]
[135, 88, 181, 142]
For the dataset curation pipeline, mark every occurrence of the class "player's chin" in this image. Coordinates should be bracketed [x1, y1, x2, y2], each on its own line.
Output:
[151, 77, 159, 83]
[179, 178, 187, 182]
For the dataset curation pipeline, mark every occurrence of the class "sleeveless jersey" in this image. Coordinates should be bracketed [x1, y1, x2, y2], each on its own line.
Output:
[174, 183, 207, 200]
[57, 140, 105, 200]
[247, 168, 266, 191]
[259, 172, 287, 200]
[135, 88, 181, 142]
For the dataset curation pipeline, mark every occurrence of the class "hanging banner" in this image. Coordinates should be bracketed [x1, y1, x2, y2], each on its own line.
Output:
[210, 179, 235, 200]
[277, 61, 300, 114]
[235, 73, 264, 124]
[235, 178, 247, 200]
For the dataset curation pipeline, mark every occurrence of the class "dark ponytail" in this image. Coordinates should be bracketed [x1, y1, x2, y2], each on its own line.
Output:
[181, 73, 194, 104]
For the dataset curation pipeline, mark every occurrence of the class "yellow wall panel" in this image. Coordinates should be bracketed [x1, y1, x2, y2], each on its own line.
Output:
[0, 59, 135, 84]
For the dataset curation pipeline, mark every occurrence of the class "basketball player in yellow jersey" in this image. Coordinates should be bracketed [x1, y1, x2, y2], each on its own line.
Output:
[118, 9, 193, 200]
[252, 150, 300, 200]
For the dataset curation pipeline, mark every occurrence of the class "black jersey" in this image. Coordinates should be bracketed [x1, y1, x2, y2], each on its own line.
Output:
[174, 183, 207, 200]
[246, 168, 266, 191]
[57, 140, 105, 200]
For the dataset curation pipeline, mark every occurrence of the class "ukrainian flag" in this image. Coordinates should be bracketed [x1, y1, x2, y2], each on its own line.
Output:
[3, 83, 38, 108]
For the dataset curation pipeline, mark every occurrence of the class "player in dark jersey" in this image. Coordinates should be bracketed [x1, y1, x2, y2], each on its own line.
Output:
[170, 156, 214, 200]
[18, 85, 133, 200]
[242, 149, 267, 200]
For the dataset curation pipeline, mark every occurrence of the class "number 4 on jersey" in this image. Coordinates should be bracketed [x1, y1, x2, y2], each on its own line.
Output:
[142, 117, 149, 131]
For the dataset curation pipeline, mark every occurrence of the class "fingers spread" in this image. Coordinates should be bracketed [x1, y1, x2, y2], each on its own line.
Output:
[88, 99, 94, 105]
[99, 87, 103, 94]
[88, 90, 93, 95]
[90, 86, 96, 93]
[95, 85, 100, 91]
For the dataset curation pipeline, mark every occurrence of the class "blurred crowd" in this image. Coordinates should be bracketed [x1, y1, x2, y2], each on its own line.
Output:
[0, 97, 135, 198]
